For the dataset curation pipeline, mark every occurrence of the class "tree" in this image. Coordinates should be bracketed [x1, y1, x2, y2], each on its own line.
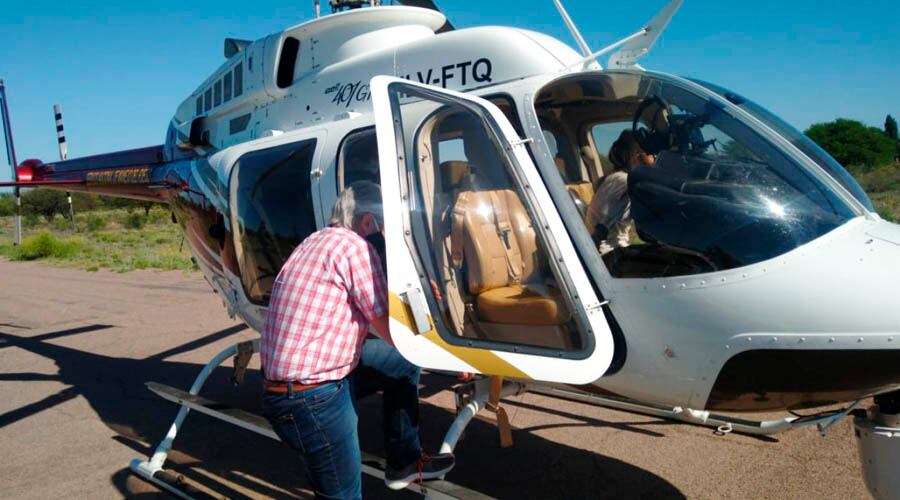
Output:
[21, 189, 69, 222]
[804, 119, 897, 172]
[72, 192, 102, 212]
[886, 114, 899, 142]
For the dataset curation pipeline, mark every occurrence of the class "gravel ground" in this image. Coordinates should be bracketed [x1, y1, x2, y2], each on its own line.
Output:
[0, 260, 871, 499]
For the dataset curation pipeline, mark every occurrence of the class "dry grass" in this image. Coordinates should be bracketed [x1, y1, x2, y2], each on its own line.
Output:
[0, 206, 194, 272]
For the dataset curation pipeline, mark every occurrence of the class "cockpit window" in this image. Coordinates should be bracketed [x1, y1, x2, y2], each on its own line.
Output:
[534, 73, 856, 278]
[689, 78, 875, 212]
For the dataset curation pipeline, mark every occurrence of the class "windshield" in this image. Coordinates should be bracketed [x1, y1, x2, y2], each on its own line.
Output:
[689, 78, 875, 212]
[534, 72, 856, 278]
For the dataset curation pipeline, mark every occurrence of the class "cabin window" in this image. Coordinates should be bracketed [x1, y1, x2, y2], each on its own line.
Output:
[223, 72, 232, 102]
[403, 102, 582, 351]
[229, 139, 318, 305]
[195, 97, 202, 116]
[277, 37, 301, 89]
[590, 121, 631, 175]
[335, 97, 518, 193]
[337, 128, 379, 190]
[234, 62, 244, 97]
[204, 89, 212, 113]
[214, 80, 222, 107]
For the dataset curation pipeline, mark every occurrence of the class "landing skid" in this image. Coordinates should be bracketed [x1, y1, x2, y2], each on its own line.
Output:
[131, 340, 491, 500]
[522, 385, 801, 435]
[519, 384, 866, 436]
[132, 339, 860, 499]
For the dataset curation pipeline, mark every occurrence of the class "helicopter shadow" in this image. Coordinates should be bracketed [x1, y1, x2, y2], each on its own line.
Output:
[0, 324, 686, 499]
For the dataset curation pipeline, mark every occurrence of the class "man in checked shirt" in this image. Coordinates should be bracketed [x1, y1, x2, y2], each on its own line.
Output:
[261, 181, 454, 499]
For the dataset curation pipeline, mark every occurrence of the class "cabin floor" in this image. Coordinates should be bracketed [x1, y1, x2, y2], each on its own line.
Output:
[0, 260, 869, 499]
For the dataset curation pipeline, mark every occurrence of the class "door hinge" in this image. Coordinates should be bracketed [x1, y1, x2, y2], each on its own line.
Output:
[585, 300, 610, 315]
[509, 137, 534, 147]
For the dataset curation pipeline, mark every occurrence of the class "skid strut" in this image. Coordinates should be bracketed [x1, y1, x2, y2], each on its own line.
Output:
[131, 339, 492, 500]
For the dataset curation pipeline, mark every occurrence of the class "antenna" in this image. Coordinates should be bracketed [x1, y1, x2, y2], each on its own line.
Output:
[53, 104, 76, 230]
[555, 0, 683, 72]
[0, 79, 22, 246]
[607, 0, 683, 69]
[565, 27, 650, 70]
[552, 0, 593, 59]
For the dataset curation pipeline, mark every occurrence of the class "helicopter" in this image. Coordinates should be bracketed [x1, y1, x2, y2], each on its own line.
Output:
[2, 0, 899, 498]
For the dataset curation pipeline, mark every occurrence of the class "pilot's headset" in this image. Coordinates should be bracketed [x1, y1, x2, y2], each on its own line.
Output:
[632, 96, 673, 155]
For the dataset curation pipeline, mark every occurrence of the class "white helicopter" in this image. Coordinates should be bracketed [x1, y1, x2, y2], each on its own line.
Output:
[3, 1, 899, 498]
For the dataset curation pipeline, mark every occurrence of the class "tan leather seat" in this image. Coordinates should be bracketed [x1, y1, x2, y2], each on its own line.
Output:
[477, 285, 568, 325]
[567, 182, 593, 206]
[450, 188, 570, 326]
[555, 154, 594, 207]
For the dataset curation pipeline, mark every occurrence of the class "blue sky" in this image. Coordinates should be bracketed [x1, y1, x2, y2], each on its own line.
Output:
[1, 0, 898, 182]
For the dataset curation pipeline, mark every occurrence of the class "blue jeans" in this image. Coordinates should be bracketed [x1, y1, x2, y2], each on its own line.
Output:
[262, 339, 422, 498]
[263, 380, 361, 500]
[351, 338, 423, 470]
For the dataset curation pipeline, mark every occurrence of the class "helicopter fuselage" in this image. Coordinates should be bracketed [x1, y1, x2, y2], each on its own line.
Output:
[20, 6, 900, 413]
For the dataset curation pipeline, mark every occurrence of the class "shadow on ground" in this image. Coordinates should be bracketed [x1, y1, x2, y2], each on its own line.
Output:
[0, 324, 685, 499]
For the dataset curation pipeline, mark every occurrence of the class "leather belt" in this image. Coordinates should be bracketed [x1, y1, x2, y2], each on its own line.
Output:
[263, 379, 326, 394]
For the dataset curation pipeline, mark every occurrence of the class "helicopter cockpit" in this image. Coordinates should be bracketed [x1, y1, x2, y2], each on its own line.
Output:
[365, 71, 871, 366]
[533, 72, 863, 278]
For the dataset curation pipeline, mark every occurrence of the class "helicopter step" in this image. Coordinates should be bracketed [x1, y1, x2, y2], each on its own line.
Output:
[131, 341, 493, 500]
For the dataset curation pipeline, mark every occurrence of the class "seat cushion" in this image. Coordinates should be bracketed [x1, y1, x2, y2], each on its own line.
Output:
[567, 182, 594, 206]
[476, 285, 569, 326]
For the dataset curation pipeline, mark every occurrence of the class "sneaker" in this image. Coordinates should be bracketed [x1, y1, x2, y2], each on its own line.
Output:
[384, 453, 455, 490]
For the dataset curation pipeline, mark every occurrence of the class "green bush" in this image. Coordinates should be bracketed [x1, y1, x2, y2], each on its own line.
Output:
[146, 205, 170, 224]
[124, 212, 147, 230]
[86, 214, 108, 232]
[100, 197, 146, 212]
[51, 215, 72, 232]
[23, 213, 40, 227]
[878, 208, 897, 223]
[805, 119, 898, 172]
[0, 194, 14, 217]
[9, 232, 79, 260]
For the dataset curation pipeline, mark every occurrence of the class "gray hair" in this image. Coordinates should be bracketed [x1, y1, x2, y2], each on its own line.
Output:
[329, 180, 384, 229]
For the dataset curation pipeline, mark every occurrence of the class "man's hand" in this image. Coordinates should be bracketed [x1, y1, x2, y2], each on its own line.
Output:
[430, 280, 443, 302]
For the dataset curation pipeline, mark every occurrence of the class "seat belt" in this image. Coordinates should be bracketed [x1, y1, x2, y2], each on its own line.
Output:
[449, 192, 469, 269]
[488, 191, 524, 285]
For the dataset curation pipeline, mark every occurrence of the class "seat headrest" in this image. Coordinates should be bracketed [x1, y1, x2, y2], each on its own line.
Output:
[441, 160, 471, 189]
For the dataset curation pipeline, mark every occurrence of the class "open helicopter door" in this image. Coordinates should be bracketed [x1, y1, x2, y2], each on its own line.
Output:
[370, 76, 615, 384]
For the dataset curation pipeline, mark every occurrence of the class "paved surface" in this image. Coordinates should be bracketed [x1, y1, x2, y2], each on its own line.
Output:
[0, 260, 871, 499]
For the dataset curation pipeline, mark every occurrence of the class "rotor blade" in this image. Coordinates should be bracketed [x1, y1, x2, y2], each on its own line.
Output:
[607, 0, 683, 68]
[393, 0, 454, 32]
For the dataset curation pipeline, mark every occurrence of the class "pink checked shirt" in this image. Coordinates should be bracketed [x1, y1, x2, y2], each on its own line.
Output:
[260, 226, 388, 384]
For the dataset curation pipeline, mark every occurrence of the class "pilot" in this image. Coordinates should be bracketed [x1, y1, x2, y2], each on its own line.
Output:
[585, 130, 655, 254]
[260, 181, 454, 499]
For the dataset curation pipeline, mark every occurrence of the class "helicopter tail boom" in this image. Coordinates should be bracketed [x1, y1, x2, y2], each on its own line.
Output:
[0, 145, 187, 202]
